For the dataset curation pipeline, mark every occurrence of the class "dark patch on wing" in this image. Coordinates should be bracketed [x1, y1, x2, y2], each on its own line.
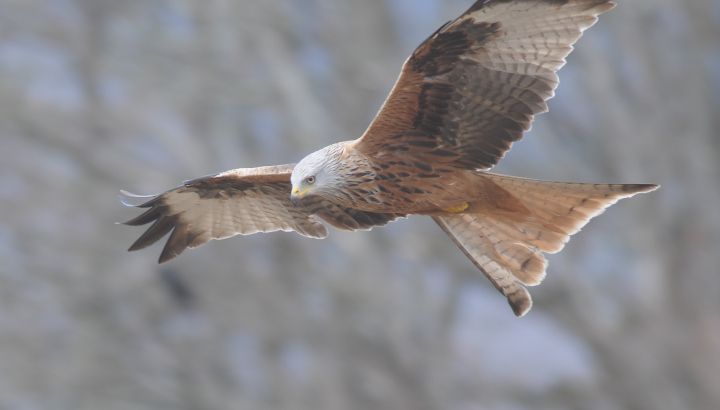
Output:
[411, 29, 475, 77]
[179, 173, 256, 198]
[299, 194, 406, 231]
[403, 15, 538, 171]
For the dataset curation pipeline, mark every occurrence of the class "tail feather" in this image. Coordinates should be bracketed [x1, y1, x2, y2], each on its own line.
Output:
[435, 173, 658, 317]
[484, 214, 568, 253]
[434, 215, 534, 317]
[484, 174, 658, 253]
[480, 217, 548, 285]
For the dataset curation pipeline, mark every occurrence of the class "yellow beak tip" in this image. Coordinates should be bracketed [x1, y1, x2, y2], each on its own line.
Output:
[292, 186, 314, 197]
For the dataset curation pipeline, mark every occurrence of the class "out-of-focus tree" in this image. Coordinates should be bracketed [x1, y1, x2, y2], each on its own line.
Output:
[0, 0, 718, 409]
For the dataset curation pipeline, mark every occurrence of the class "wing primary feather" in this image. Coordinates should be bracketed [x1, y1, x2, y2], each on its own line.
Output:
[420, 20, 453, 46]
[122, 201, 164, 226]
[159, 226, 187, 264]
[128, 214, 175, 252]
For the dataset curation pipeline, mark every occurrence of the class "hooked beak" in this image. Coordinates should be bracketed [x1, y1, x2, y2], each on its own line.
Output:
[290, 185, 313, 206]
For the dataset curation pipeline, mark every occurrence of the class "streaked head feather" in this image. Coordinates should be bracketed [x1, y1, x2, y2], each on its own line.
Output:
[291, 142, 347, 198]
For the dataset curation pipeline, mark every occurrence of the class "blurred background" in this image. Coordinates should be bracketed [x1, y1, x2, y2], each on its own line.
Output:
[1, 0, 719, 409]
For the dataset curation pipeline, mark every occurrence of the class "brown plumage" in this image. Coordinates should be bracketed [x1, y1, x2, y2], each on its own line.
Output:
[122, 0, 658, 316]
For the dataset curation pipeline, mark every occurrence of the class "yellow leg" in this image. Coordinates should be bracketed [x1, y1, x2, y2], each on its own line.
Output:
[441, 202, 469, 213]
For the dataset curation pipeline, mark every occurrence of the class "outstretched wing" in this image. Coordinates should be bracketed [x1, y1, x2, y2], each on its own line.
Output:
[122, 164, 328, 263]
[122, 164, 404, 263]
[351, 0, 615, 170]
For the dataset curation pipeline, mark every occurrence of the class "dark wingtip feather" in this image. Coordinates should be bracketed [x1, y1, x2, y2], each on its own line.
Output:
[122, 206, 163, 226]
[158, 225, 193, 264]
[121, 189, 196, 262]
[127, 213, 175, 252]
[158, 239, 180, 264]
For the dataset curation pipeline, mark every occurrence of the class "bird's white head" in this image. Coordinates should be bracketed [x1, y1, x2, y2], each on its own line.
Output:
[290, 142, 346, 205]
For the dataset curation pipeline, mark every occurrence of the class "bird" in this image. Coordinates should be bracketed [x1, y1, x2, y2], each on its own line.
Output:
[121, 0, 658, 317]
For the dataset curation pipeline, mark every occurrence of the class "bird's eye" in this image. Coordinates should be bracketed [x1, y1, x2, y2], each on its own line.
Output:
[306, 176, 315, 184]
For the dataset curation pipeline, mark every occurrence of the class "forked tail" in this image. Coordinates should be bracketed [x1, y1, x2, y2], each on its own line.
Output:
[434, 173, 658, 317]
